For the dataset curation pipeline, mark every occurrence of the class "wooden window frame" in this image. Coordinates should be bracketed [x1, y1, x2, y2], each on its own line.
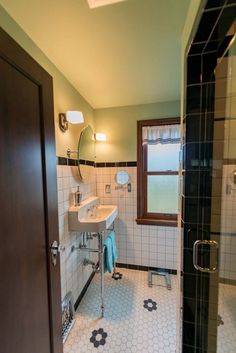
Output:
[136, 118, 180, 227]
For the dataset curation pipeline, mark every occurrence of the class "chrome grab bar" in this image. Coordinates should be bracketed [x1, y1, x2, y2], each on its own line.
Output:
[193, 240, 219, 273]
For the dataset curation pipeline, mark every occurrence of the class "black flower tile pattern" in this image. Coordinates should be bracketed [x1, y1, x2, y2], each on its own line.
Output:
[143, 299, 157, 312]
[112, 272, 123, 280]
[64, 269, 177, 352]
[90, 328, 108, 348]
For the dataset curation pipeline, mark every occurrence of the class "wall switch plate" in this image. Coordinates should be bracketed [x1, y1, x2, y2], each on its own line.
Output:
[105, 184, 111, 193]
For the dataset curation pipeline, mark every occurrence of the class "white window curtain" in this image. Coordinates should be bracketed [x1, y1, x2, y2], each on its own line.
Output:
[142, 124, 180, 144]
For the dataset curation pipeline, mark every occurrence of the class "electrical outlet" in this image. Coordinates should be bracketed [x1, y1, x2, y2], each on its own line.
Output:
[105, 184, 111, 193]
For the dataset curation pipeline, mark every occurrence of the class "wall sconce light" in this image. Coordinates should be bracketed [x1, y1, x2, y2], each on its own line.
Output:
[59, 111, 84, 132]
[95, 132, 107, 141]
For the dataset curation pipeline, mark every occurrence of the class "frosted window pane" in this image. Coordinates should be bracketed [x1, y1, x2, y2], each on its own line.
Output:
[147, 143, 180, 171]
[147, 175, 178, 214]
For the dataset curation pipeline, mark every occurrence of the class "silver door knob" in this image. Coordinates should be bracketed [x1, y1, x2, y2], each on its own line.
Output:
[50, 240, 65, 266]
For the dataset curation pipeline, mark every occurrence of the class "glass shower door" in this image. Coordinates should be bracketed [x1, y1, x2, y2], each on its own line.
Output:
[183, 2, 236, 352]
[215, 22, 236, 353]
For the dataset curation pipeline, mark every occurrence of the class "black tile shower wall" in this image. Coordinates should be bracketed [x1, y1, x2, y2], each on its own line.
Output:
[183, 224, 211, 250]
[193, 9, 221, 43]
[205, 0, 226, 9]
[182, 196, 212, 225]
[183, 142, 213, 171]
[183, 170, 212, 198]
[186, 84, 215, 115]
[187, 54, 217, 85]
[186, 85, 201, 114]
[182, 1, 236, 352]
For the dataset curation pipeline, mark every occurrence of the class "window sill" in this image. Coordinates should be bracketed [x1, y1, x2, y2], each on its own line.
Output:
[136, 218, 177, 227]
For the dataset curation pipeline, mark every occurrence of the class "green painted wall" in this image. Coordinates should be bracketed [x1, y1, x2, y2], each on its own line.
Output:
[0, 5, 189, 163]
[0, 5, 94, 158]
[93, 1, 203, 163]
[94, 101, 180, 162]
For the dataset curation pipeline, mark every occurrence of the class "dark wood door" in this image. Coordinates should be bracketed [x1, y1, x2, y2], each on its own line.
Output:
[0, 29, 63, 353]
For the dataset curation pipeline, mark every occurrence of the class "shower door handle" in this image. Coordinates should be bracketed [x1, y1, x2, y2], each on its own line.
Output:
[193, 240, 219, 273]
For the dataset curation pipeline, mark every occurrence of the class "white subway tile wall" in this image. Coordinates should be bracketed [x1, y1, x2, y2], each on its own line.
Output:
[96, 166, 178, 269]
[57, 164, 97, 301]
[57, 164, 178, 303]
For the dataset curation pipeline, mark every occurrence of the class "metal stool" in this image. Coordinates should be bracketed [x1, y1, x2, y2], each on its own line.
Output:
[148, 269, 172, 290]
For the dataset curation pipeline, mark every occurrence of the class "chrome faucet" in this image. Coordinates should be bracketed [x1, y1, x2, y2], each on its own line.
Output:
[74, 186, 82, 206]
[87, 204, 97, 217]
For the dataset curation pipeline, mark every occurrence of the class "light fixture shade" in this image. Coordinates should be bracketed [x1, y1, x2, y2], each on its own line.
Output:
[66, 111, 84, 124]
[95, 132, 107, 141]
[87, 0, 126, 9]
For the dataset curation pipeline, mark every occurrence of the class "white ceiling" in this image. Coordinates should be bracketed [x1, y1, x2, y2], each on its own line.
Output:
[0, 0, 189, 108]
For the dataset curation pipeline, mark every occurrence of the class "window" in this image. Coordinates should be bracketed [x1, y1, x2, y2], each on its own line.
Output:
[137, 118, 180, 226]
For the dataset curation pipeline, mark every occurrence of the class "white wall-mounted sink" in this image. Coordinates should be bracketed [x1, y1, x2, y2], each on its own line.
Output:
[68, 196, 118, 233]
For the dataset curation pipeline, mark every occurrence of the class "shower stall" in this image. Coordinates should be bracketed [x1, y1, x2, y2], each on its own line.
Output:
[182, 1, 236, 352]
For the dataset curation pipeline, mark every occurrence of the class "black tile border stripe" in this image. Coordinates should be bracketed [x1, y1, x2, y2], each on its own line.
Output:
[57, 156, 137, 168]
[68, 158, 77, 166]
[96, 161, 137, 167]
[57, 156, 67, 165]
[223, 158, 236, 165]
[116, 262, 177, 275]
[74, 267, 97, 311]
[219, 277, 236, 286]
[79, 159, 95, 166]
[57, 156, 78, 166]
[95, 162, 105, 167]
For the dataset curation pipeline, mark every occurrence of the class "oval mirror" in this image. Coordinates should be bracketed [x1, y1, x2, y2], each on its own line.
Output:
[115, 170, 129, 185]
[78, 125, 95, 180]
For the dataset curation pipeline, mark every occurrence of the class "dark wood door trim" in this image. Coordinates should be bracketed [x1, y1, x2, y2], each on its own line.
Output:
[0, 28, 62, 353]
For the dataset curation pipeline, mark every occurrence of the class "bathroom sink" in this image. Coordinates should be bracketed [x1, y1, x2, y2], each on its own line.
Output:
[68, 196, 118, 233]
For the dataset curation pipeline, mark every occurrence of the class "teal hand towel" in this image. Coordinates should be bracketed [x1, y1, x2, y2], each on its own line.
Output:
[109, 230, 118, 264]
[104, 235, 113, 273]
[104, 231, 118, 273]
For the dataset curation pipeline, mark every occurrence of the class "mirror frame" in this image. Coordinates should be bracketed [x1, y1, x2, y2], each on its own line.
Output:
[78, 124, 95, 180]
[115, 170, 130, 186]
